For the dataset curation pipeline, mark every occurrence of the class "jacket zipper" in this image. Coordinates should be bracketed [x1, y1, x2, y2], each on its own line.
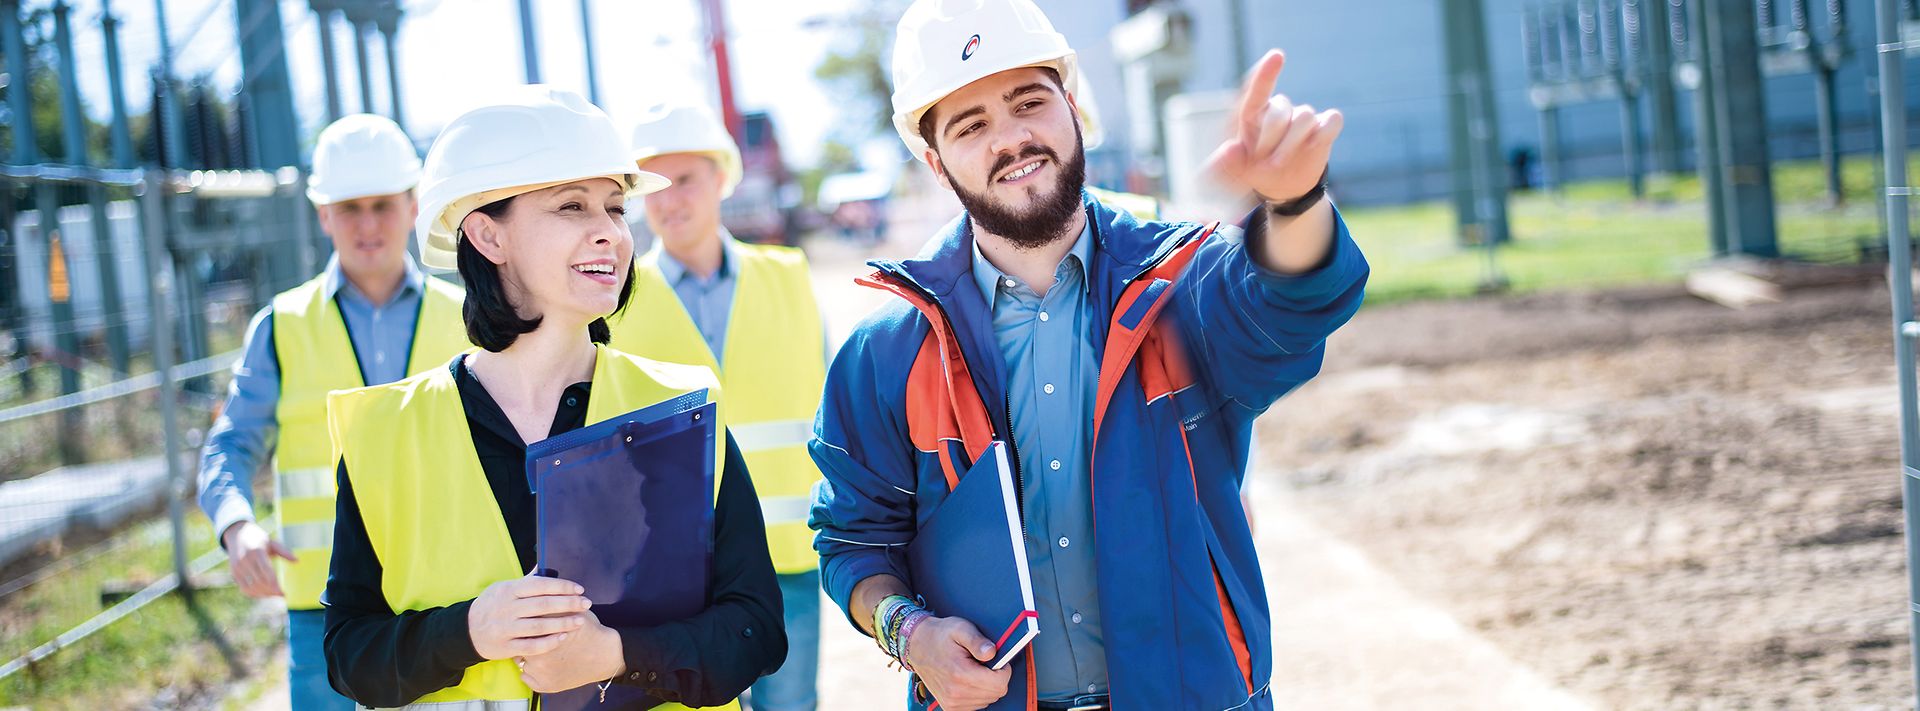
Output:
[872, 266, 1031, 539]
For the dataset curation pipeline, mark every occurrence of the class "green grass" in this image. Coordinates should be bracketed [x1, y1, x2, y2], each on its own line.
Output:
[0, 514, 278, 710]
[1343, 156, 1901, 305]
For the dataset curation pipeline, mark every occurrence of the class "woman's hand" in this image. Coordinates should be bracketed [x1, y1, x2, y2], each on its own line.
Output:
[468, 574, 592, 660]
[517, 609, 625, 694]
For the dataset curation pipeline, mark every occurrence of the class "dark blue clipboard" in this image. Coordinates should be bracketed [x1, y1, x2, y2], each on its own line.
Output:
[525, 389, 717, 710]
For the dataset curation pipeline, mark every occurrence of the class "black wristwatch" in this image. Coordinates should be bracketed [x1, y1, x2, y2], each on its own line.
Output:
[1266, 169, 1330, 218]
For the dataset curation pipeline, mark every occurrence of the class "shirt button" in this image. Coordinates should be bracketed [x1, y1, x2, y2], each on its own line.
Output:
[1057, 536, 1069, 548]
[1039, 311, 1050, 322]
[743, 626, 754, 638]
[565, 397, 578, 407]
[648, 671, 659, 682]
[1004, 278, 1018, 289]
[1071, 612, 1083, 624]
[1088, 684, 1097, 694]
[374, 352, 386, 364]
[628, 671, 641, 681]
[1050, 459, 1061, 471]
[1043, 383, 1055, 395]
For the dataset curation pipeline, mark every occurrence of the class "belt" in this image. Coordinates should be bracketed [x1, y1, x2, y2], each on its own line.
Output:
[1037, 694, 1109, 711]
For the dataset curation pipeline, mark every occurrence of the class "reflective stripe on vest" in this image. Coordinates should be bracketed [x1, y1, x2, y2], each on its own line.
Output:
[275, 467, 335, 500]
[280, 520, 335, 552]
[613, 242, 827, 575]
[730, 419, 813, 453]
[270, 273, 468, 610]
[327, 346, 732, 708]
[758, 495, 813, 528]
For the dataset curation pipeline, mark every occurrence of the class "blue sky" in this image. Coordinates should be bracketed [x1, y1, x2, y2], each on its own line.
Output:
[49, 0, 864, 167]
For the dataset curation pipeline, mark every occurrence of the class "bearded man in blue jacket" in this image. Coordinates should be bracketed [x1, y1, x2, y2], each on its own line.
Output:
[807, 1, 1370, 709]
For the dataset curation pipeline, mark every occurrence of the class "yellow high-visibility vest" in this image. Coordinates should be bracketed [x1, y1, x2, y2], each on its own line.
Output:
[269, 272, 467, 610]
[326, 345, 736, 709]
[1089, 186, 1162, 221]
[611, 243, 826, 575]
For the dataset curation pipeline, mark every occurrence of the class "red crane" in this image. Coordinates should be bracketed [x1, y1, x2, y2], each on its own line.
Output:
[700, 0, 743, 142]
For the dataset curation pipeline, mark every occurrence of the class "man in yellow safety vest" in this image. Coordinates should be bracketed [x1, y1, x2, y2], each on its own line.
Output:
[610, 100, 829, 711]
[195, 113, 468, 710]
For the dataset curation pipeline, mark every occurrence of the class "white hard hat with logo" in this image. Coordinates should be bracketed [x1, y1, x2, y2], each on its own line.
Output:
[306, 113, 422, 205]
[415, 85, 671, 270]
[628, 101, 744, 198]
[889, 0, 1101, 161]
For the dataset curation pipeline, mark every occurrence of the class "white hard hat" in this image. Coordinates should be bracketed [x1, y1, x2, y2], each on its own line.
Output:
[889, 0, 1094, 161]
[306, 113, 422, 205]
[628, 101, 744, 199]
[415, 85, 670, 271]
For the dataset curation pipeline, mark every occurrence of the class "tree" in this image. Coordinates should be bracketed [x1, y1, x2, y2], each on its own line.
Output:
[812, 5, 905, 145]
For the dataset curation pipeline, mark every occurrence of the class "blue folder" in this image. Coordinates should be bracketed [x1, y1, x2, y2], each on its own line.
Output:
[525, 389, 717, 711]
[906, 441, 1039, 673]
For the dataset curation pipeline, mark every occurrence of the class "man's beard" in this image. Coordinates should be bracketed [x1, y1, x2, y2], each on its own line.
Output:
[950, 124, 1087, 251]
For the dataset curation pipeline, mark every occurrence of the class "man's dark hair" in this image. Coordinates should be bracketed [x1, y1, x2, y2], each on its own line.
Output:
[917, 67, 1066, 154]
[455, 195, 633, 352]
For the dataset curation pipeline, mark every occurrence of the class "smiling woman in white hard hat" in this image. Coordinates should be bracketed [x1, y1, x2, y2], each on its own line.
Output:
[807, 1, 1368, 710]
[320, 86, 785, 711]
[194, 112, 468, 711]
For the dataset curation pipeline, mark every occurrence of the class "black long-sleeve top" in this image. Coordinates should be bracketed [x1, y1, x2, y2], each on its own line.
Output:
[323, 356, 786, 708]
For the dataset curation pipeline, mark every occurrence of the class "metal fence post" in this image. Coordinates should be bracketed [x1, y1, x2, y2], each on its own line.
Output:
[1872, 0, 1920, 704]
[139, 171, 190, 591]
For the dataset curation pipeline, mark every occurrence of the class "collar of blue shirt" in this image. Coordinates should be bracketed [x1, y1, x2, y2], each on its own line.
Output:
[653, 228, 740, 287]
[319, 253, 426, 308]
[970, 220, 1096, 307]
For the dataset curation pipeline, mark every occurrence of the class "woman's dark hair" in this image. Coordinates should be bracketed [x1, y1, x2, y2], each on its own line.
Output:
[456, 195, 635, 352]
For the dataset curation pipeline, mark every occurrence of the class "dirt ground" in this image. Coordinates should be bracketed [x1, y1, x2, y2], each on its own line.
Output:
[1254, 280, 1913, 710]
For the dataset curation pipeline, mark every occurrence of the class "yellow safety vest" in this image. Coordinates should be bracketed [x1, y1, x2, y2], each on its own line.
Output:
[326, 345, 736, 710]
[1089, 186, 1162, 221]
[611, 243, 826, 575]
[269, 272, 467, 610]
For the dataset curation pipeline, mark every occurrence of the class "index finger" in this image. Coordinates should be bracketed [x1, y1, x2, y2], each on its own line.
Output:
[511, 574, 586, 598]
[1237, 50, 1287, 141]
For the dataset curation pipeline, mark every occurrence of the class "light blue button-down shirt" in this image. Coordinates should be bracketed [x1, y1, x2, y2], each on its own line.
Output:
[970, 222, 1106, 701]
[653, 233, 742, 366]
[196, 255, 429, 541]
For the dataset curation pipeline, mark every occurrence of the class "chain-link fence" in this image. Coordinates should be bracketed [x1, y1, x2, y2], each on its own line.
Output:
[0, 164, 322, 688]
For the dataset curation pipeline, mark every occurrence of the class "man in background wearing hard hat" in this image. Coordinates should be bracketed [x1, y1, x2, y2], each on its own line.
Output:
[808, 0, 1369, 710]
[610, 100, 828, 711]
[196, 114, 469, 711]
